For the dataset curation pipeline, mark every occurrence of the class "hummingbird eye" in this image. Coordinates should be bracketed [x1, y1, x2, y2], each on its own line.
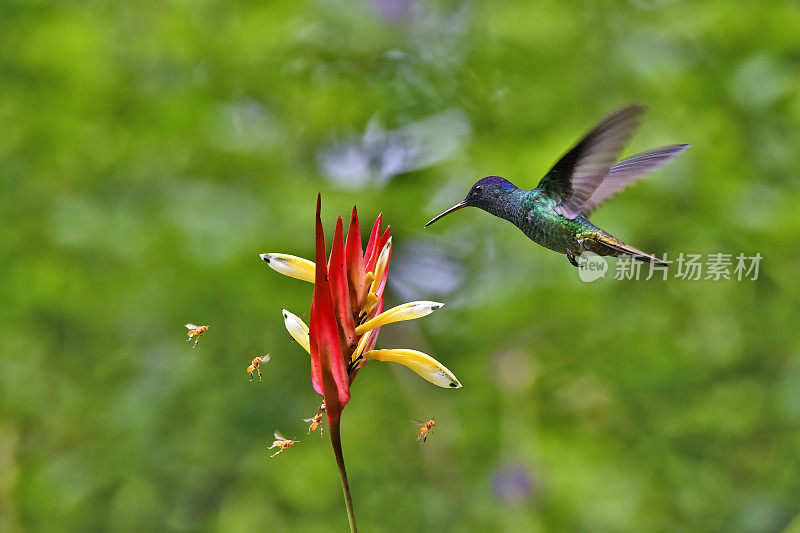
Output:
[473, 185, 483, 194]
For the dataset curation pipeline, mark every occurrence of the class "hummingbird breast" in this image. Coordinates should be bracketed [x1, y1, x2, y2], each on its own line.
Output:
[511, 190, 599, 254]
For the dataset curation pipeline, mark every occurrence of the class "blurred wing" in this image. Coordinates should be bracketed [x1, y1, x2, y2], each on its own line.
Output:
[410, 419, 425, 426]
[259, 354, 271, 363]
[274, 432, 285, 440]
[302, 417, 314, 422]
[581, 144, 690, 215]
[537, 105, 645, 219]
[185, 324, 197, 330]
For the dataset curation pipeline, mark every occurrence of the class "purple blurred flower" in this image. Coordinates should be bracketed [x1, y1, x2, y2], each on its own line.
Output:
[389, 241, 464, 301]
[369, 0, 415, 21]
[318, 110, 471, 189]
[491, 463, 536, 504]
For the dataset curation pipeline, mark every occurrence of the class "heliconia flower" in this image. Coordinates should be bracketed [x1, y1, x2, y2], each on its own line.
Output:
[261, 198, 460, 396]
[260, 193, 461, 532]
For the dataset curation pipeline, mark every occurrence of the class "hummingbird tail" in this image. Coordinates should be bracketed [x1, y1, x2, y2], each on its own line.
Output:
[586, 235, 667, 265]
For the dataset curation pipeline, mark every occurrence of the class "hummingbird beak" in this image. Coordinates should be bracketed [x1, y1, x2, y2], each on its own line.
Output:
[425, 201, 467, 227]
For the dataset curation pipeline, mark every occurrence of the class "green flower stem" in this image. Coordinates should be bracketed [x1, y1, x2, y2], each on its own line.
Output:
[329, 419, 357, 533]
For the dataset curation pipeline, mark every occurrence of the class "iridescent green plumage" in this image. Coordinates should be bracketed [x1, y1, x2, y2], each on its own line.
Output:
[425, 105, 689, 267]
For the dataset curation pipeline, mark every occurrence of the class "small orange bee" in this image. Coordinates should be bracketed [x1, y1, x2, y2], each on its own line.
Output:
[268, 432, 298, 458]
[413, 418, 436, 443]
[247, 354, 271, 381]
[303, 401, 326, 437]
[185, 324, 209, 347]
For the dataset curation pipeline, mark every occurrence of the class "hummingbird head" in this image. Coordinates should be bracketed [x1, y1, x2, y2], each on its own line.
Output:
[425, 176, 518, 227]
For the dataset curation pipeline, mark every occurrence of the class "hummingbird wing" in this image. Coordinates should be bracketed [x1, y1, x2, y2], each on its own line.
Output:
[537, 105, 645, 219]
[581, 144, 690, 215]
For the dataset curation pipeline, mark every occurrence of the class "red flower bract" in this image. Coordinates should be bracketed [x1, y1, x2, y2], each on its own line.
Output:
[309, 194, 393, 423]
[310, 194, 351, 423]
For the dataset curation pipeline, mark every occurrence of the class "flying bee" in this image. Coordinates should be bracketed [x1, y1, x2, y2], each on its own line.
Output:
[267, 432, 298, 458]
[303, 401, 326, 437]
[185, 324, 209, 347]
[413, 418, 436, 443]
[247, 354, 271, 381]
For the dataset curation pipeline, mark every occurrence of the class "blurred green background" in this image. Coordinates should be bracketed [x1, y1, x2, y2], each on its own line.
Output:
[2, 0, 800, 531]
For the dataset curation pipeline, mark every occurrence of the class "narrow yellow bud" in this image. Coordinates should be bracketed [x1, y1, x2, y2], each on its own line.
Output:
[368, 239, 391, 296]
[363, 292, 379, 312]
[359, 272, 379, 314]
[260, 253, 315, 283]
[355, 301, 444, 335]
[363, 349, 462, 389]
[282, 309, 310, 354]
[351, 330, 372, 361]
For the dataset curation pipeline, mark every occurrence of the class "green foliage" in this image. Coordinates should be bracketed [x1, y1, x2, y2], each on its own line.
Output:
[2, 0, 800, 531]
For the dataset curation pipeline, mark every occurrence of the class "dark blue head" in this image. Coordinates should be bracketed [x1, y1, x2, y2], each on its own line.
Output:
[464, 176, 518, 209]
[425, 176, 518, 227]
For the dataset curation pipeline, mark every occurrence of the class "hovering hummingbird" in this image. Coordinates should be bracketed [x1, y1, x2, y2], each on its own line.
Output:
[425, 105, 689, 267]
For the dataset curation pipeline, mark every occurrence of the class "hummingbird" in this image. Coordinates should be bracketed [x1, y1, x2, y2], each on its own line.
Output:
[425, 105, 689, 267]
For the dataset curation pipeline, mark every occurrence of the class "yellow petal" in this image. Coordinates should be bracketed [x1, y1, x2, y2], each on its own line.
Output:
[355, 301, 444, 335]
[282, 309, 310, 354]
[260, 253, 315, 283]
[363, 349, 461, 388]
